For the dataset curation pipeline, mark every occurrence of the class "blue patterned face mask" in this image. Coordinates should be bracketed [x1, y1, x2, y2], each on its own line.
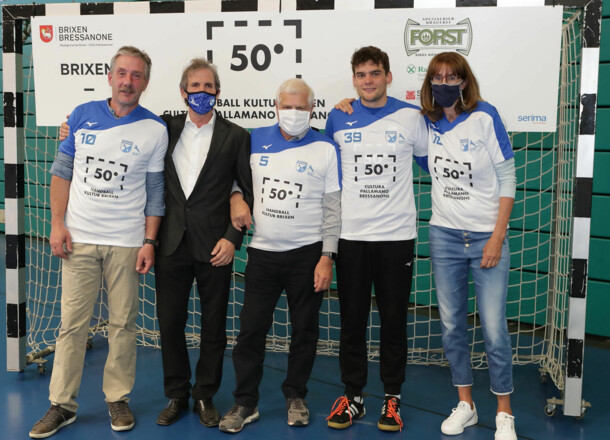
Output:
[185, 90, 216, 115]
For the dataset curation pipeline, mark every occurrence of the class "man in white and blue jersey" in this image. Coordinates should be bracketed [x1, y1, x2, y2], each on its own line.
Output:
[325, 46, 428, 432]
[29, 46, 168, 439]
[219, 79, 341, 433]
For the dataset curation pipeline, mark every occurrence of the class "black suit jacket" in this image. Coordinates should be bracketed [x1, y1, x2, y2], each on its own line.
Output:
[157, 111, 253, 262]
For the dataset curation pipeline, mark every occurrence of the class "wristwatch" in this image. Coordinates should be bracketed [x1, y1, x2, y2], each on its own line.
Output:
[143, 238, 158, 247]
[321, 252, 337, 261]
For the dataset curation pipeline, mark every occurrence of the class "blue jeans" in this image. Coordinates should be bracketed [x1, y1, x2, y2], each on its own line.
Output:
[429, 225, 513, 395]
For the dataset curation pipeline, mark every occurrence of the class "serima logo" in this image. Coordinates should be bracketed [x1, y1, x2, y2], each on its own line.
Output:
[404, 18, 472, 56]
[40, 25, 53, 43]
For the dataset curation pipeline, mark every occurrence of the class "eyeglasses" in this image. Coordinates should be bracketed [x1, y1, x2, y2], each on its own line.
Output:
[430, 74, 462, 85]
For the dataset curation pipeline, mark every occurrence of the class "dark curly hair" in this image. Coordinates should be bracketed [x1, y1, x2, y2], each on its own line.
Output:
[351, 46, 390, 75]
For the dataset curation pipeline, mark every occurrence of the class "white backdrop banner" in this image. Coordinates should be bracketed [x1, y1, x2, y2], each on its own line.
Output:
[32, 6, 562, 131]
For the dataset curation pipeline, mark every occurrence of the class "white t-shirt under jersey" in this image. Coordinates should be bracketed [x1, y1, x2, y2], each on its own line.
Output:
[326, 97, 427, 241]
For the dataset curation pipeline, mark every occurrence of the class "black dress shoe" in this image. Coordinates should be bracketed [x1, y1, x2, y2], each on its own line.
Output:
[156, 398, 189, 426]
[193, 399, 220, 427]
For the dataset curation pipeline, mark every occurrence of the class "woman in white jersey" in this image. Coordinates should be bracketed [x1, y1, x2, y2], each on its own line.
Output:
[420, 52, 517, 440]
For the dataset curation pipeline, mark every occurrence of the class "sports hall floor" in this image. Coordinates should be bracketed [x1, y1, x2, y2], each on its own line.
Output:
[1, 252, 608, 439]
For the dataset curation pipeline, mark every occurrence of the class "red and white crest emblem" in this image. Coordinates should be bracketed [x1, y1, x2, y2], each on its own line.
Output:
[39, 25, 53, 43]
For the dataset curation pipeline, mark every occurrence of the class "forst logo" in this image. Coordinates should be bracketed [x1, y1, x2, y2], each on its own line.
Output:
[404, 18, 472, 56]
[40, 25, 53, 43]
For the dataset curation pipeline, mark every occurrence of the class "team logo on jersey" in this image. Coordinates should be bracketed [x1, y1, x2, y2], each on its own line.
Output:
[460, 139, 479, 152]
[40, 26, 53, 43]
[296, 161, 308, 173]
[120, 140, 134, 153]
[307, 165, 315, 176]
[385, 131, 397, 143]
[399, 133, 407, 144]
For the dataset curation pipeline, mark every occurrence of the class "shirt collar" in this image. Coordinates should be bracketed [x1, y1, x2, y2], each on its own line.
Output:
[107, 98, 121, 119]
[185, 109, 216, 130]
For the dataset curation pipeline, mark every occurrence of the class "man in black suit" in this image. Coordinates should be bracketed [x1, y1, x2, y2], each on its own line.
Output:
[155, 58, 253, 428]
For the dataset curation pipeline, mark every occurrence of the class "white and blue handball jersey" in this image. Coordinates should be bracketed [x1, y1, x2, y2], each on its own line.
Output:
[249, 124, 342, 252]
[59, 100, 168, 247]
[326, 97, 427, 241]
[425, 101, 514, 232]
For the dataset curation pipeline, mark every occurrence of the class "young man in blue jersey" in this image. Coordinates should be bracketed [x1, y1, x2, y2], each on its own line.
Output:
[29, 46, 168, 439]
[218, 78, 342, 433]
[325, 46, 428, 432]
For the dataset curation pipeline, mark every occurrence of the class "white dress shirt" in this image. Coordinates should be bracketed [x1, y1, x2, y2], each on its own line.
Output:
[172, 111, 216, 198]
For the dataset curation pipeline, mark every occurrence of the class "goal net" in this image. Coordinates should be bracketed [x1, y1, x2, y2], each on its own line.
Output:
[13, 9, 581, 394]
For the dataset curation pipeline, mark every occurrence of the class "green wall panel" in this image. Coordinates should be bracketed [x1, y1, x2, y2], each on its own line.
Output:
[511, 132, 557, 151]
[25, 161, 53, 186]
[506, 272, 550, 327]
[591, 195, 610, 239]
[589, 237, 610, 282]
[601, 19, 610, 62]
[511, 189, 553, 233]
[599, 64, 610, 105]
[514, 148, 557, 191]
[596, 108, 610, 151]
[586, 281, 610, 337]
[25, 206, 51, 238]
[509, 231, 553, 273]
[593, 151, 610, 194]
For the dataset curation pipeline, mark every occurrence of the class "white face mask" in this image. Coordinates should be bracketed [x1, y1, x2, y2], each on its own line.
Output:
[278, 109, 310, 136]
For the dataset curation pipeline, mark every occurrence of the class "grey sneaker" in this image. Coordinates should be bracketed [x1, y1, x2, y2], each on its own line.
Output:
[219, 404, 259, 433]
[107, 401, 135, 431]
[287, 397, 309, 426]
[29, 405, 76, 438]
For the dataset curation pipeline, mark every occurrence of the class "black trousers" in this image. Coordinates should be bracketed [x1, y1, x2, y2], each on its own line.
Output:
[336, 239, 415, 397]
[232, 242, 324, 408]
[155, 236, 232, 401]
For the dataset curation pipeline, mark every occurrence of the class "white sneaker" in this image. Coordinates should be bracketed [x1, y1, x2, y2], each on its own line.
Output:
[495, 412, 517, 440]
[441, 401, 478, 435]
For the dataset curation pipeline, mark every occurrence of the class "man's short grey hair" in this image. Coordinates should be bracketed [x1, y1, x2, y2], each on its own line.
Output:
[276, 78, 314, 108]
[110, 46, 152, 80]
[180, 58, 221, 92]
